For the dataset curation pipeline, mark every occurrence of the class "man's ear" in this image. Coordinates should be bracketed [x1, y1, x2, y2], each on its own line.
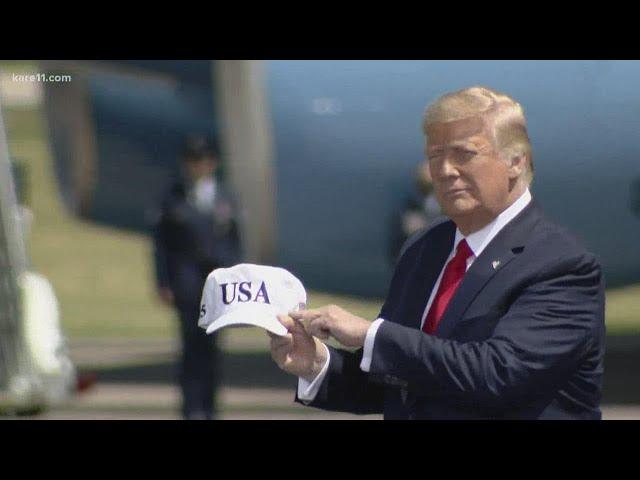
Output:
[508, 155, 525, 179]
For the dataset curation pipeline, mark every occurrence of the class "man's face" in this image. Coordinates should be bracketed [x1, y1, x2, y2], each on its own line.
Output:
[184, 156, 217, 181]
[425, 115, 513, 224]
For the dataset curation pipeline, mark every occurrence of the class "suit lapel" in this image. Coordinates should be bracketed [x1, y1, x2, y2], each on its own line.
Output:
[400, 201, 542, 412]
[435, 246, 516, 338]
[435, 201, 542, 338]
[401, 222, 456, 329]
[398, 222, 456, 411]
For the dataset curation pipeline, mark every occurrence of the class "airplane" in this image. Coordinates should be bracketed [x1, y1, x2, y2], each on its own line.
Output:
[37, 60, 640, 297]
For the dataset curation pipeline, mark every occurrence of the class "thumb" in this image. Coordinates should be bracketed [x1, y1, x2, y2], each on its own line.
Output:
[277, 314, 295, 332]
[291, 317, 311, 336]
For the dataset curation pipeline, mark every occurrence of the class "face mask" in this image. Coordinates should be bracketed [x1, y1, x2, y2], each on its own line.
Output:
[190, 177, 216, 213]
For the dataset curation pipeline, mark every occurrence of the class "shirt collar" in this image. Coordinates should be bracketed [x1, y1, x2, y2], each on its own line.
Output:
[453, 188, 532, 258]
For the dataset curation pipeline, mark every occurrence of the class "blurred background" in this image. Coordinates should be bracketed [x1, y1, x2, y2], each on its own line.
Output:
[0, 60, 639, 419]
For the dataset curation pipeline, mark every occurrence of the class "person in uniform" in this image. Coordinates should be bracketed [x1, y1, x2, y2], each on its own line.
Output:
[153, 136, 242, 420]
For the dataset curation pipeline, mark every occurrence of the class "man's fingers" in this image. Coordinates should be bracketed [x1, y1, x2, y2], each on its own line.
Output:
[270, 334, 293, 365]
[308, 318, 331, 340]
[291, 312, 324, 332]
[290, 317, 311, 335]
[270, 333, 293, 350]
[289, 310, 321, 321]
[277, 314, 296, 332]
[273, 344, 293, 362]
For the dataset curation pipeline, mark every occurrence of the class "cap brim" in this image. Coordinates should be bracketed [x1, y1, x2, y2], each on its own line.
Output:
[205, 302, 289, 336]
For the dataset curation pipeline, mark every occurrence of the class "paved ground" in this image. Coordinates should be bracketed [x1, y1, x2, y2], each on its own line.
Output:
[67, 338, 179, 367]
[23, 412, 375, 420]
[12, 384, 380, 420]
[13, 383, 639, 420]
[600, 405, 640, 420]
[42, 338, 380, 420]
[4, 337, 638, 420]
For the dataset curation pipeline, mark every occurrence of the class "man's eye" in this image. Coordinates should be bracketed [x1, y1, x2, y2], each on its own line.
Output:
[458, 149, 478, 160]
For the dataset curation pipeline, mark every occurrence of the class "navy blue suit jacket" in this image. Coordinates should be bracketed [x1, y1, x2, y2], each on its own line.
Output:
[297, 201, 606, 419]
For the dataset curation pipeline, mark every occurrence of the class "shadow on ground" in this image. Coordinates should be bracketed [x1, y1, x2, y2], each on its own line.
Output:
[91, 336, 640, 404]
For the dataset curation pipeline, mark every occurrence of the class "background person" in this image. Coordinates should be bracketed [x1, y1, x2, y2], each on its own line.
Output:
[390, 161, 442, 263]
[152, 136, 242, 420]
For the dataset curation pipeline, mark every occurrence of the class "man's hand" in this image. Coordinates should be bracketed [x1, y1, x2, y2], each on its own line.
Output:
[269, 315, 328, 382]
[290, 305, 371, 349]
[158, 287, 175, 307]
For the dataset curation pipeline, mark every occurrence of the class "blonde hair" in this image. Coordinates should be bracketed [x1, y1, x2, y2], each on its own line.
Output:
[423, 86, 534, 183]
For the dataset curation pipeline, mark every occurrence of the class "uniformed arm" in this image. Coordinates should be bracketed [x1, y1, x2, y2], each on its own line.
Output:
[227, 216, 243, 264]
[219, 186, 244, 265]
[151, 201, 172, 293]
[368, 253, 605, 411]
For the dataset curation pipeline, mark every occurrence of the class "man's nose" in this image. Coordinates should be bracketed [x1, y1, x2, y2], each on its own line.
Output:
[434, 156, 459, 179]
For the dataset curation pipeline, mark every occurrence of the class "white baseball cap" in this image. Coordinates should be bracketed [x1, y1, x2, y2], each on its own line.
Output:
[198, 263, 307, 336]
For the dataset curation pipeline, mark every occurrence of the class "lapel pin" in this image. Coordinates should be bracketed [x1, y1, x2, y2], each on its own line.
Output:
[492, 260, 501, 270]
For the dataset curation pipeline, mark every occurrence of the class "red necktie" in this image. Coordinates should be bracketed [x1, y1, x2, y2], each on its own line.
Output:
[422, 239, 473, 334]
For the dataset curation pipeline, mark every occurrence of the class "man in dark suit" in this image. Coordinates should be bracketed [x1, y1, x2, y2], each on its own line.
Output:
[269, 86, 605, 419]
[153, 136, 242, 420]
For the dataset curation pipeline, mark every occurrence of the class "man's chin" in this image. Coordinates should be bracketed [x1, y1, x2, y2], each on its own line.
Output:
[442, 201, 478, 218]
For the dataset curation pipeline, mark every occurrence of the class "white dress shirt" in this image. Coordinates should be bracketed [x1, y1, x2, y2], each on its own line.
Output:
[298, 189, 532, 402]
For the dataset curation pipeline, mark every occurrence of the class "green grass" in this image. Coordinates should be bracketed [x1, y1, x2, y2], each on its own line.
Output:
[604, 285, 640, 334]
[3, 88, 176, 339]
[1, 62, 638, 340]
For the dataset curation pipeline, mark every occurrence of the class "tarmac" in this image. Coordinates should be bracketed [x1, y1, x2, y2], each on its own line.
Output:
[7, 336, 640, 420]
[19, 383, 640, 420]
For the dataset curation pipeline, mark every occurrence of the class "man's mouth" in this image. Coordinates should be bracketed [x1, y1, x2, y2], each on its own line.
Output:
[444, 188, 469, 196]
